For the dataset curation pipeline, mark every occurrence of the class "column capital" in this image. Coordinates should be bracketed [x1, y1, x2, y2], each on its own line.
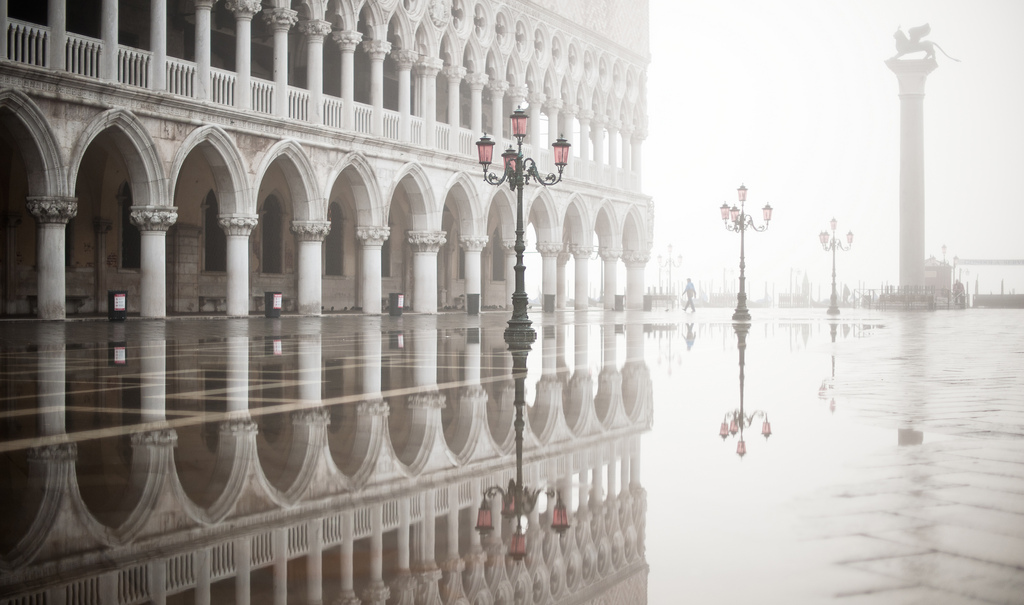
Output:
[298, 18, 333, 39]
[193, 0, 216, 10]
[392, 48, 418, 70]
[536, 242, 563, 257]
[220, 417, 259, 435]
[578, 109, 594, 122]
[466, 72, 489, 89]
[459, 235, 489, 251]
[606, 118, 621, 131]
[544, 98, 564, 112]
[443, 65, 467, 82]
[885, 57, 938, 96]
[27, 197, 78, 225]
[291, 220, 331, 242]
[332, 29, 362, 51]
[218, 214, 259, 237]
[407, 230, 447, 253]
[361, 581, 391, 605]
[130, 428, 178, 447]
[362, 39, 392, 60]
[291, 407, 331, 426]
[357, 398, 389, 416]
[622, 250, 651, 266]
[632, 128, 648, 141]
[225, 0, 262, 19]
[563, 103, 579, 117]
[261, 7, 297, 31]
[486, 79, 509, 95]
[599, 248, 623, 262]
[508, 84, 529, 101]
[356, 225, 390, 246]
[408, 391, 446, 410]
[557, 250, 572, 265]
[416, 56, 444, 77]
[502, 239, 517, 254]
[619, 123, 634, 138]
[527, 91, 546, 106]
[131, 207, 179, 232]
[568, 244, 593, 259]
[592, 113, 607, 127]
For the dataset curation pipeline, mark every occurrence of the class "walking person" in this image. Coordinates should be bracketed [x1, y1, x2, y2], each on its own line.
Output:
[683, 278, 697, 312]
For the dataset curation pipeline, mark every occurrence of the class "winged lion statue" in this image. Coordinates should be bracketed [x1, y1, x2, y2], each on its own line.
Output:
[891, 24, 960, 62]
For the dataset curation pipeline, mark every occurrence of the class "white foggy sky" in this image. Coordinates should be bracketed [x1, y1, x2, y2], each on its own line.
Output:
[645, 0, 1024, 296]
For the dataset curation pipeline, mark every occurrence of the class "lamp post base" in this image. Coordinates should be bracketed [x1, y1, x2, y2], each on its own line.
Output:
[732, 308, 751, 322]
[504, 321, 537, 347]
[827, 305, 840, 316]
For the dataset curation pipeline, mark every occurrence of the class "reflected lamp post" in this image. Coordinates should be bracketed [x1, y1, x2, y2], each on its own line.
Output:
[474, 342, 570, 560]
[719, 185, 773, 321]
[818, 218, 853, 316]
[658, 244, 683, 298]
[477, 109, 571, 346]
[717, 323, 772, 458]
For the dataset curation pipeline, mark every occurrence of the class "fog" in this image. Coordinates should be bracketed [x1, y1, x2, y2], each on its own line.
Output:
[645, 0, 1024, 299]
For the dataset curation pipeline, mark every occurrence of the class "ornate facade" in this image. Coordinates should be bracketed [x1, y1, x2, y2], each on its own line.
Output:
[0, 0, 651, 319]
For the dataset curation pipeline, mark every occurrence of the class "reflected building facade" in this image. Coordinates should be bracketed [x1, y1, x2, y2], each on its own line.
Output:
[0, 318, 652, 604]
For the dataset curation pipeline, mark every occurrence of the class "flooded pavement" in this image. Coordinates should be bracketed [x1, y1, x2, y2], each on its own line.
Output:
[0, 308, 1021, 604]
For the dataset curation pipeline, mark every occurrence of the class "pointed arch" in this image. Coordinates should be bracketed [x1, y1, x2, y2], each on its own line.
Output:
[441, 171, 484, 236]
[0, 89, 65, 197]
[622, 205, 648, 253]
[326, 151, 384, 226]
[562, 193, 593, 246]
[252, 139, 322, 221]
[595, 201, 621, 251]
[526, 188, 558, 243]
[168, 125, 250, 216]
[387, 161, 438, 229]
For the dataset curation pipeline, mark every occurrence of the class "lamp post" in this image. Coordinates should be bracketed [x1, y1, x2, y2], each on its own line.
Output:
[474, 341, 570, 560]
[476, 108, 571, 346]
[717, 322, 771, 458]
[818, 218, 853, 316]
[719, 185, 773, 321]
[658, 244, 683, 302]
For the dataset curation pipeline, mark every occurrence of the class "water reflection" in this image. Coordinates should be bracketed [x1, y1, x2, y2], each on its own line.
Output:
[717, 323, 772, 458]
[0, 320, 651, 604]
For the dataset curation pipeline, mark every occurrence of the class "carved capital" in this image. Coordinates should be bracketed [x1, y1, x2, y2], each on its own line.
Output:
[545, 98, 564, 112]
[502, 239, 517, 254]
[334, 591, 362, 605]
[225, 0, 262, 19]
[357, 398, 389, 416]
[440, 557, 466, 573]
[407, 230, 447, 253]
[262, 8, 297, 31]
[332, 30, 363, 51]
[361, 581, 391, 605]
[356, 225, 390, 246]
[568, 244, 593, 259]
[27, 197, 78, 225]
[578, 109, 595, 122]
[621, 250, 651, 266]
[362, 39, 392, 60]
[193, 0, 216, 10]
[599, 248, 622, 262]
[486, 79, 509, 95]
[291, 220, 331, 242]
[606, 118, 622, 131]
[563, 103, 579, 117]
[291, 407, 330, 425]
[131, 429, 177, 447]
[219, 215, 258, 237]
[536, 242, 563, 257]
[632, 128, 648, 141]
[443, 65, 466, 82]
[392, 49, 419, 70]
[508, 85, 529, 101]
[408, 391, 446, 410]
[130, 207, 178, 232]
[557, 250, 572, 265]
[527, 91, 546, 106]
[298, 19, 332, 39]
[458, 235, 489, 251]
[27, 442, 77, 461]
[221, 417, 258, 435]
[459, 384, 488, 407]
[416, 56, 444, 77]
[465, 72, 489, 89]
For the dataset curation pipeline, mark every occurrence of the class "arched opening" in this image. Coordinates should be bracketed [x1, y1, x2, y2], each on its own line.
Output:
[118, 182, 140, 270]
[325, 202, 344, 276]
[203, 191, 226, 272]
[261, 195, 284, 274]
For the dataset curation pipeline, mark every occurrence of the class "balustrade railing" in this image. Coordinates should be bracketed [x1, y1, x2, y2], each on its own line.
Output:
[66, 33, 101, 78]
[6, 19, 48, 67]
[435, 123, 450, 150]
[458, 128, 474, 156]
[117, 45, 150, 88]
[210, 67, 235, 107]
[288, 86, 309, 121]
[382, 109, 399, 140]
[323, 96, 343, 128]
[165, 57, 196, 98]
[251, 78, 274, 114]
[353, 102, 372, 134]
[410, 116, 423, 145]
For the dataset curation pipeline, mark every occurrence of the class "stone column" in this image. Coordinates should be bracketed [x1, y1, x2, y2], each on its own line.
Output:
[537, 242, 561, 313]
[466, 72, 488, 138]
[27, 197, 77, 320]
[332, 30, 362, 130]
[263, 8, 297, 119]
[337, 512, 359, 605]
[527, 91, 545, 148]
[300, 19, 332, 124]
[546, 98, 563, 146]
[508, 84, 527, 111]
[592, 114, 606, 170]
[407, 230, 446, 314]
[487, 80, 508, 148]
[394, 49, 417, 142]
[194, 0, 214, 101]
[633, 129, 646, 190]
[234, 536, 251, 605]
[502, 239, 516, 308]
[887, 57, 938, 287]
[150, 0, 167, 90]
[440, 484, 466, 604]
[607, 118, 620, 177]
[0, 0, 8, 60]
[621, 126, 634, 187]
[291, 220, 330, 316]
[131, 207, 178, 318]
[100, 0, 118, 80]
[357, 226, 388, 314]
[418, 57, 443, 148]
[556, 249, 570, 310]
[623, 251, 649, 310]
[306, 518, 323, 605]
[578, 109, 593, 162]
[570, 245, 592, 311]
[227, 0, 262, 110]
[459, 235, 487, 313]
[363, 40, 391, 137]
[4, 212, 22, 315]
[48, 0, 65, 70]
[219, 215, 258, 317]
[600, 248, 621, 310]
[561, 103, 577, 152]
[362, 506, 390, 605]
[444, 65, 466, 152]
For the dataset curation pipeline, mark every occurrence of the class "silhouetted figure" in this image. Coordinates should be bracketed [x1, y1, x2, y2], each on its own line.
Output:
[685, 323, 696, 350]
[683, 278, 696, 312]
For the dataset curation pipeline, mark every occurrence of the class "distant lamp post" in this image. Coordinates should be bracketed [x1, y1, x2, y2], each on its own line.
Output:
[475, 342, 569, 560]
[658, 244, 683, 300]
[477, 108, 571, 346]
[717, 323, 772, 458]
[818, 218, 853, 316]
[720, 184, 773, 321]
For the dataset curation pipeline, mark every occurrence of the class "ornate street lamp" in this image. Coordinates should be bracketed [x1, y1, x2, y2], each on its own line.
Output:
[658, 244, 683, 302]
[477, 108, 571, 346]
[717, 323, 772, 458]
[720, 185, 773, 321]
[474, 341, 570, 560]
[818, 218, 853, 316]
